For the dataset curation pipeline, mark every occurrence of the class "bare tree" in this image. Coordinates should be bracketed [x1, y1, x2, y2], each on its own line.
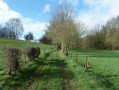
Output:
[46, 3, 85, 54]
[6, 18, 24, 39]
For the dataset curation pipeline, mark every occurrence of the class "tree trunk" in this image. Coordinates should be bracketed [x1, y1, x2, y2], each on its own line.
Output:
[56, 43, 61, 50]
[61, 42, 65, 53]
[61, 42, 69, 55]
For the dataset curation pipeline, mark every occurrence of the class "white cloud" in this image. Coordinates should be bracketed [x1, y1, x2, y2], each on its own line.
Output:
[22, 18, 48, 38]
[0, 0, 48, 39]
[0, 0, 22, 24]
[43, 4, 50, 13]
[0, 0, 9, 11]
[78, 0, 119, 28]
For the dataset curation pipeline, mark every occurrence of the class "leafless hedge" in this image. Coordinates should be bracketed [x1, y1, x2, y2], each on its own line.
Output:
[35, 47, 40, 59]
[23, 47, 40, 62]
[2, 47, 21, 75]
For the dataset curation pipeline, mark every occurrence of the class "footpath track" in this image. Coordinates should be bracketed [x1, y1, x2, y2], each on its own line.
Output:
[27, 50, 75, 90]
[27, 50, 54, 90]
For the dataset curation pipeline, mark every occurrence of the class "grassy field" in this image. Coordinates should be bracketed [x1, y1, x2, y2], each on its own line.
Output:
[0, 38, 119, 90]
[66, 49, 119, 90]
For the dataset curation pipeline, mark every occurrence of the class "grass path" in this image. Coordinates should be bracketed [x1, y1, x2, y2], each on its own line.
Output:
[61, 64, 74, 90]
[32, 50, 75, 90]
[27, 50, 56, 90]
[59, 52, 75, 90]
[27, 65, 46, 90]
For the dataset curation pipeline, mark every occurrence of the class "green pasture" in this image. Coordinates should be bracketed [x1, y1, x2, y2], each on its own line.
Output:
[0, 38, 119, 90]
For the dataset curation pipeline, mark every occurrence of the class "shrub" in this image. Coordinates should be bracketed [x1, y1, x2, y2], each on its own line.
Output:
[23, 47, 35, 62]
[23, 47, 40, 62]
[34, 47, 40, 59]
[2, 47, 21, 75]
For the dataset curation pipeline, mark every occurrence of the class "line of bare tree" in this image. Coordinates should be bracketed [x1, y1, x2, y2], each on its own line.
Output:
[42, 3, 119, 52]
[45, 3, 85, 55]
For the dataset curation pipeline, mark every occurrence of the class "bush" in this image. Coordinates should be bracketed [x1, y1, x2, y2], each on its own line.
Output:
[23, 47, 40, 62]
[35, 47, 40, 59]
[2, 47, 21, 75]
[23, 47, 35, 62]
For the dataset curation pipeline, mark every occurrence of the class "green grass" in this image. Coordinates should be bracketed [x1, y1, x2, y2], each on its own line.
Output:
[34, 51, 63, 90]
[0, 38, 55, 90]
[0, 38, 119, 90]
[33, 49, 119, 90]
[65, 49, 119, 90]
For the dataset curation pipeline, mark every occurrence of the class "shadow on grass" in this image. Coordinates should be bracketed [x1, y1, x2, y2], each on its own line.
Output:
[42, 50, 57, 59]
[88, 70, 114, 88]
[38, 59, 74, 82]
[76, 60, 117, 89]
[0, 50, 56, 89]
[0, 50, 74, 90]
[0, 59, 46, 89]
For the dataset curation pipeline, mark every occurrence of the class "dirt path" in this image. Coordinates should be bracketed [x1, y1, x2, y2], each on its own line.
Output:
[58, 53, 75, 90]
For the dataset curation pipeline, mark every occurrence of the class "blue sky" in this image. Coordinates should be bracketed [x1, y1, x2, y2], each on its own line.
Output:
[4, 0, 86, 22]
[0, 0, 119, 40]
[5, 0, 54, 22]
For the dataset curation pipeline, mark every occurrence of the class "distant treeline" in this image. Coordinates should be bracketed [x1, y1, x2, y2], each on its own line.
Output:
[82, 16, 119, 50]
